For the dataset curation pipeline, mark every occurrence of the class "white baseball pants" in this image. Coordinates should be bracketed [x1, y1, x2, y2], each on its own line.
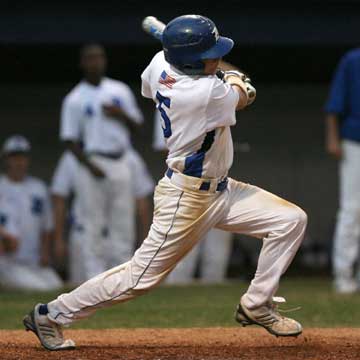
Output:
[71, 154, 135, 282]
[166, 229, 233, 284]
[48, 174, 307, 325]
[333, 140, 360, 281]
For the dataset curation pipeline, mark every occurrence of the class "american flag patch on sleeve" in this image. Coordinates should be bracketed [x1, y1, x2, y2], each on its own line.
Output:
[159, 71, 176, 89]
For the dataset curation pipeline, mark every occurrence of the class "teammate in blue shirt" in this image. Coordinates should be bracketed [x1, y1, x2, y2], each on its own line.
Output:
[325, 48, 360, 293]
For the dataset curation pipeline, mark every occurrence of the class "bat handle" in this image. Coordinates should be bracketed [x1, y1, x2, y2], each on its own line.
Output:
[142, 16, 166, 41]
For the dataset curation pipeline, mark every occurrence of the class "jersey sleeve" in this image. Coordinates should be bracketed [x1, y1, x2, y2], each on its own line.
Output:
[205, 78, 239, 131]
[141, 64, 152, 99]
[50, 152, 75, 197]
[141, 51, 164, 99]
[60, 95, 82, 141]
[128, 150, 155, 198]
[324, 53, 349, 115]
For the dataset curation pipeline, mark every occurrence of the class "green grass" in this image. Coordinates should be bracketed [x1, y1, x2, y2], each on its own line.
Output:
[1, 277, 360, 329]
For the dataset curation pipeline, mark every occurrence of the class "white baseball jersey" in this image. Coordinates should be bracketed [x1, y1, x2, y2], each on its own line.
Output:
[0, 176, 53, 265]
[51, 150, 154, 200]
[141, 51, 239, 179]
[60, 77, 144, 153]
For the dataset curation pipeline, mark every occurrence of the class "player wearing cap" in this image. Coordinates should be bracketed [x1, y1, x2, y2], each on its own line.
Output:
[24, 15, 307, 350]
[51, 149, 154, 284]
[325, 48, 360, 293]
[59, 44, 144, 267]
[0, 135, 62, 291]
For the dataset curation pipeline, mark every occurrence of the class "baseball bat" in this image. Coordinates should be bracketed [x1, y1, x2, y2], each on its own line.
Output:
[142, 16, 166, 42]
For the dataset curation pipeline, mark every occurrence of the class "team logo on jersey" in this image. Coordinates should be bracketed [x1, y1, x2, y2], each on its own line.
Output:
[159, 71, 176, 89]
[0, 213, 7, 226]
[31, 196, 43, 215]
[85, 104, 94, 117]
[112, 97, 122, 107]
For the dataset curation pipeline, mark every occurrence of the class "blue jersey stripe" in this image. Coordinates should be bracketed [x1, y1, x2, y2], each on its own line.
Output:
[183, 130, 216, 178]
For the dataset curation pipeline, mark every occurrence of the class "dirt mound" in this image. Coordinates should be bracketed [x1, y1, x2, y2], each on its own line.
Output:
[1, 327, 359, 360]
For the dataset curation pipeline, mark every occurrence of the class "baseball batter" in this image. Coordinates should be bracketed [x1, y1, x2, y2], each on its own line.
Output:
[24, 15, 307, 350]
[51, 149, 154, 284]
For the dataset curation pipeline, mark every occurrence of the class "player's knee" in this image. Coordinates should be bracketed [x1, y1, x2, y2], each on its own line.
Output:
[282, 205, 308, 232]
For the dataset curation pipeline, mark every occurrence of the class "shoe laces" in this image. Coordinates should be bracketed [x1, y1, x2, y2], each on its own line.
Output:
[271, 296, 302, 315]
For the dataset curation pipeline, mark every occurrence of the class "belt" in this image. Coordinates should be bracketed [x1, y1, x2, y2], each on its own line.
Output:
[166, 168, 228, 193]
[88, 151, 124, 160]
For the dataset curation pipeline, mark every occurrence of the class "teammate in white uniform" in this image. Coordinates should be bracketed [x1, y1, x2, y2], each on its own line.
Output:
[153, 109, 232, 284]
[0, 135, 62, 291]
[24, 15, 307, 350]
[59, 44, 144, 274]
[51, 150, 154, 284]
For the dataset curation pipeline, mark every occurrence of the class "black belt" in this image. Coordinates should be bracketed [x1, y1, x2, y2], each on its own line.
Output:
[89, 151, 124, 160]
[166, 168, 228, 192]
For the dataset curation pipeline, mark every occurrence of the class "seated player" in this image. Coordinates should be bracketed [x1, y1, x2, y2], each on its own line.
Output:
[0, 135, 62, 291]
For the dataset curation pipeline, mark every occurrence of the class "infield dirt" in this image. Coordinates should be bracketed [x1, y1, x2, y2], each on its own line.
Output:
[0, 327, 359, 359]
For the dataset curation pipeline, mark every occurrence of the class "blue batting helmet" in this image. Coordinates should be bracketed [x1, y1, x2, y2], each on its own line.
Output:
[162, 15, 234, 75]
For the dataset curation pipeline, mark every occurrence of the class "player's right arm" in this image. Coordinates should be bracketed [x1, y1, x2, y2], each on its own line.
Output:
[0, 225, 18, 253]
[324, 53, 349, 159]
[51, 194, 67, 262]
[65, 142, 105, 178]
[60, 96, 105, 178]
[325, 114, 342, 159]
[0, 210, 19, 253]
[50, 152, 75, 262]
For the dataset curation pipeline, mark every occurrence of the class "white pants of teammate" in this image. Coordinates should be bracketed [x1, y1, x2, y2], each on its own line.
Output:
[333, 140, 360, 282]
[48, 174, 307, 325]
[166, 229, 232, 284]
[71, 154, 135, 283]
[0, 260, 63, 291]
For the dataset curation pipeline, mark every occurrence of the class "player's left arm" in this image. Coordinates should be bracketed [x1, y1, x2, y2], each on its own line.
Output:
[40, 231, 52, 267]
[102, 86, 144, 133]
[102, 104, 141, 132]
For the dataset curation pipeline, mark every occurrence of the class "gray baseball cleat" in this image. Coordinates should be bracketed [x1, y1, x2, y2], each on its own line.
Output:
[235, 297, 302, 337]
[23, 303, 75, 351]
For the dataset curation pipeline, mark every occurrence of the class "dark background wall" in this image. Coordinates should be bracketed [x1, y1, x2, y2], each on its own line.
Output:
[1, 0, 359, 265]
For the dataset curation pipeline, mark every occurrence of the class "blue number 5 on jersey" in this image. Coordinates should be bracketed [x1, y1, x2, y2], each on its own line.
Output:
[156, 91, 172, 138]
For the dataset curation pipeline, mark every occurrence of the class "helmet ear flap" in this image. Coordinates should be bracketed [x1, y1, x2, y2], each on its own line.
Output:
[164, 49, 205, 74]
